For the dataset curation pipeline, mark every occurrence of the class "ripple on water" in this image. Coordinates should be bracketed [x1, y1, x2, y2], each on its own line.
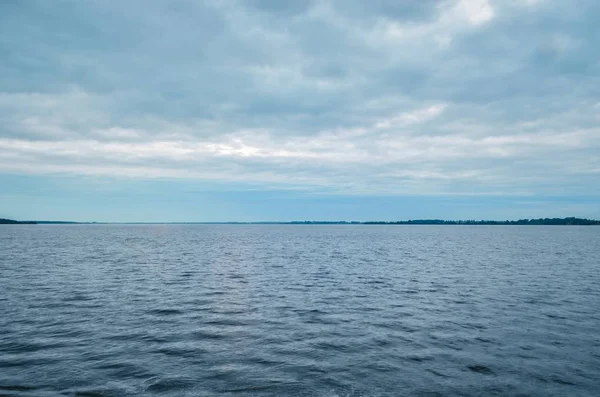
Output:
[146, 308, 185, 316]
[1, 224, 599, 396]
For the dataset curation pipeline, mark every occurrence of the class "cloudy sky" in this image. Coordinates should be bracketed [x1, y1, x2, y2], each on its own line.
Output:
[1, 0, 599, 221]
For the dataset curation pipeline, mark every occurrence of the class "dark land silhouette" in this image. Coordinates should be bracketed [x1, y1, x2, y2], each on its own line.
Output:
[2, 217, 599, 225]
[0, 218, 36, 224]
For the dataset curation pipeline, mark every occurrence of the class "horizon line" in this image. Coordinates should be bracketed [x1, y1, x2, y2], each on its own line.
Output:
[5, 217, 599, 225]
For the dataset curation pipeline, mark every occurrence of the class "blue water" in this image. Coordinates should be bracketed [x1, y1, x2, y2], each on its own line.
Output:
[1, 225, 599, 396]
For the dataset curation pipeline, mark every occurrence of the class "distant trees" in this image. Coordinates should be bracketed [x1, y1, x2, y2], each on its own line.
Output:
[0, 218, 36, 224]
[361, 217, 600, 225]
[0, 217, 598, 225]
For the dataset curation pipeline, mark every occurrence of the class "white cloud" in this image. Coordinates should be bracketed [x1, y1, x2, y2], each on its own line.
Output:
[448, 0, 495, 26]
[375, 104, 447, 129]
[0, 0, 599, 197]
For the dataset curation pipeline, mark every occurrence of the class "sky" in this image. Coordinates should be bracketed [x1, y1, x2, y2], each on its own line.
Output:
[1, 0, 599, 222]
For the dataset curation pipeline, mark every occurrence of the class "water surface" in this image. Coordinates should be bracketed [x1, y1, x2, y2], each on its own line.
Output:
[1, 225, 599, 396]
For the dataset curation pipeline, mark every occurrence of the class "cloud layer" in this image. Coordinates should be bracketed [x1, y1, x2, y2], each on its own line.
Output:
[1, 0, 599, 196]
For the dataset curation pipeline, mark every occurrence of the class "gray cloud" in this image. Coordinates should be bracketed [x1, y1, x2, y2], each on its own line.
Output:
[1, 0, 599, 195]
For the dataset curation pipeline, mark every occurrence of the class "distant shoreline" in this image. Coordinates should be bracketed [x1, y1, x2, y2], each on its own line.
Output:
[2, 217, 599, 225]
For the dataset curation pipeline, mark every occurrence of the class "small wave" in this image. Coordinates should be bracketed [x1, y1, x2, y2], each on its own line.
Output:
[467, 365, 494, 375]
[140, 376, 195, 393]
[146, 308, 185, 316]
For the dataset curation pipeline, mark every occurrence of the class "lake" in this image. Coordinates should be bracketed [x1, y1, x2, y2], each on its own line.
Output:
[1, 225, 599, 396]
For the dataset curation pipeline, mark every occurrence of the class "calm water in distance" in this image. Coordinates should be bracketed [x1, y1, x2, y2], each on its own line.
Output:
[1, 225, 599, 397]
